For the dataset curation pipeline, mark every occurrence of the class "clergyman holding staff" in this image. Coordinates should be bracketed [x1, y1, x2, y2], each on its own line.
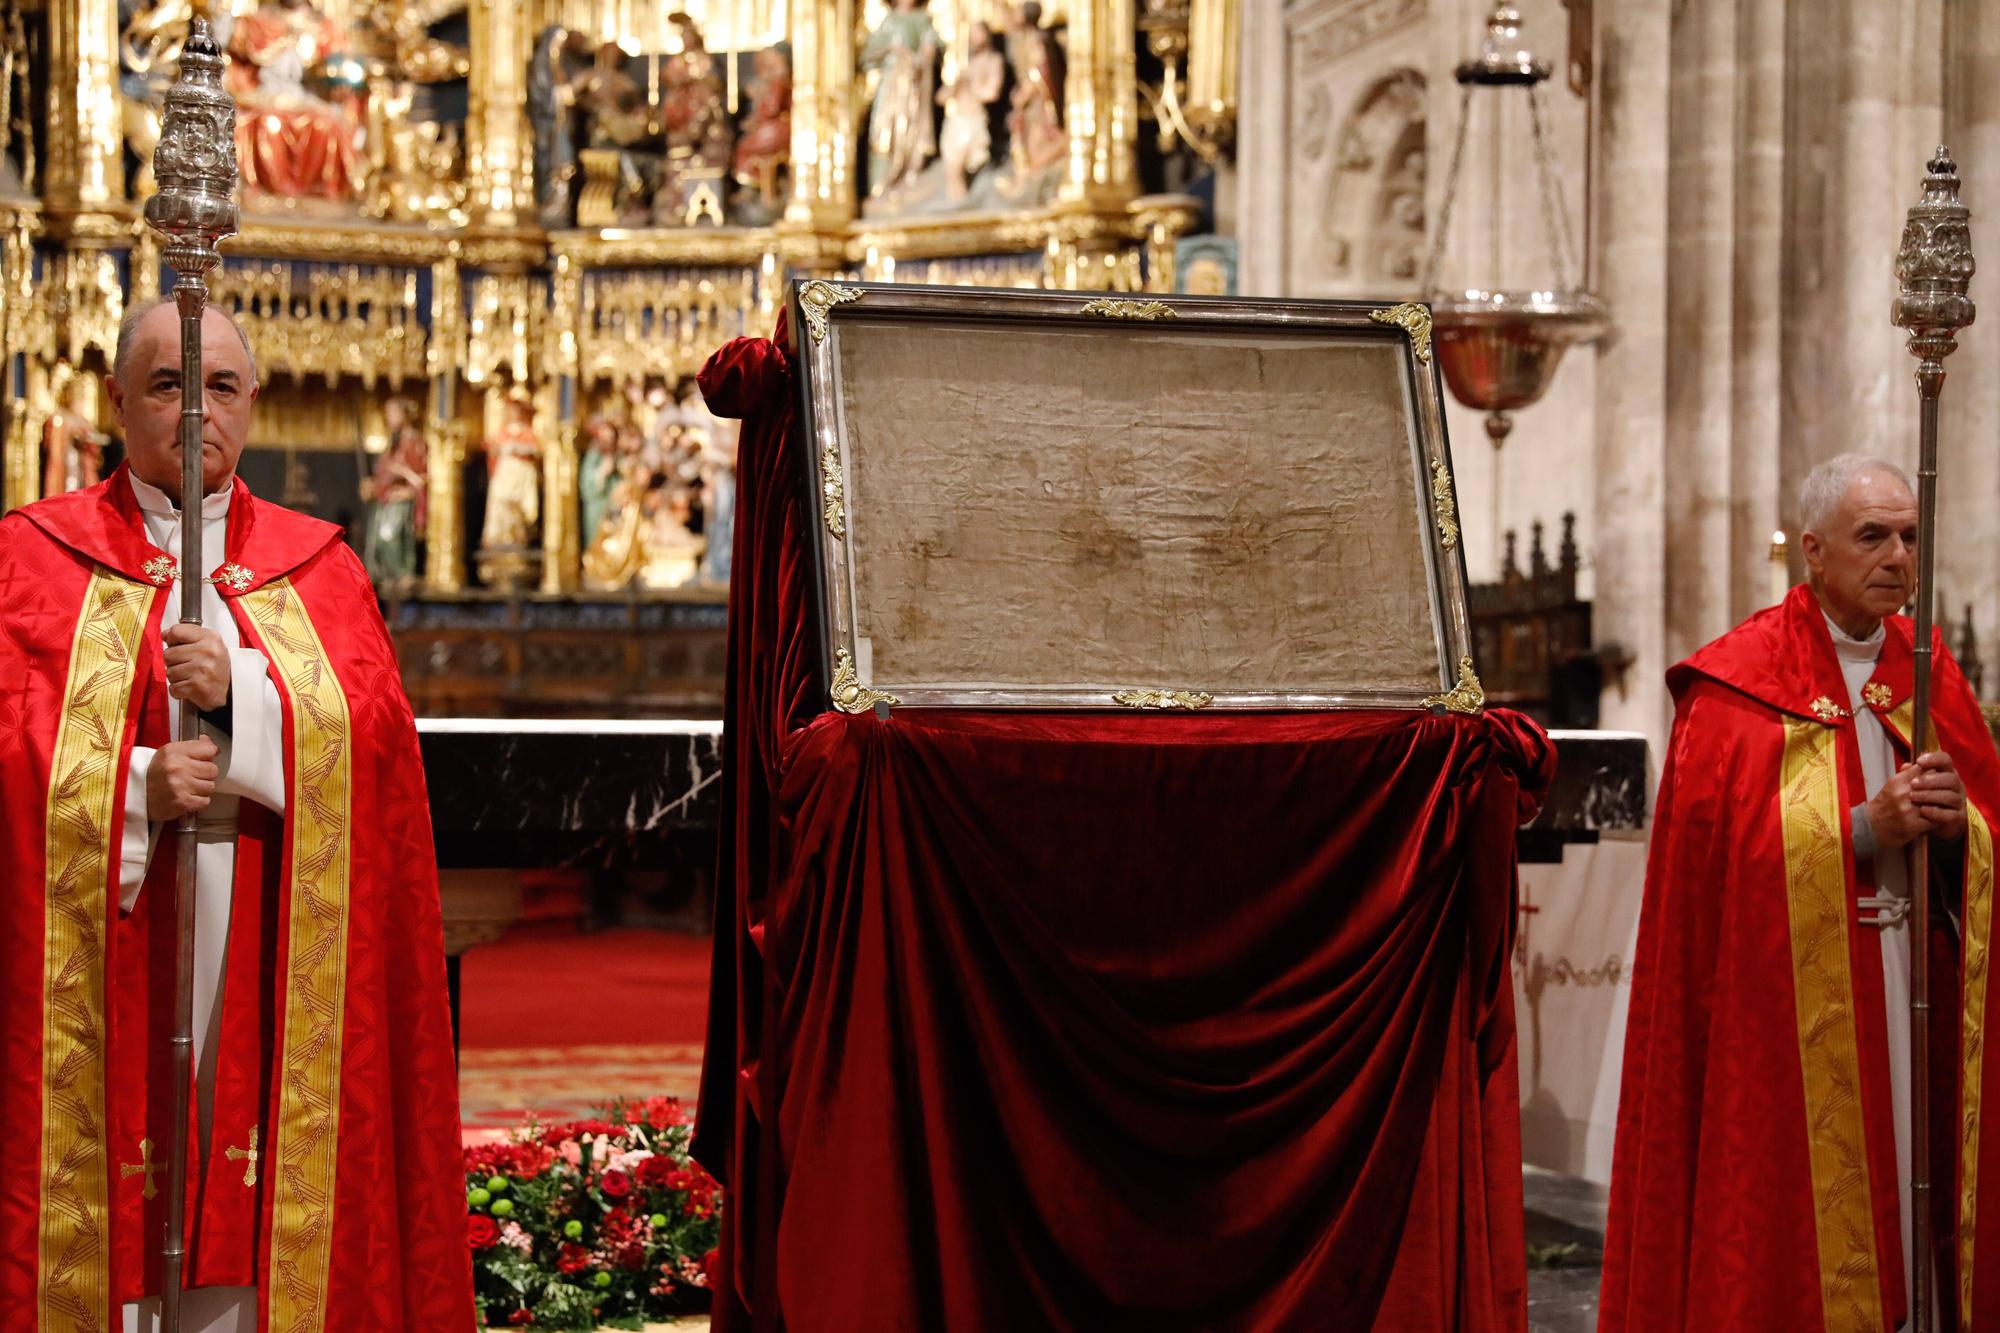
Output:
[0, 298, 473, 1331]
[1600, 453, 2000, 1330]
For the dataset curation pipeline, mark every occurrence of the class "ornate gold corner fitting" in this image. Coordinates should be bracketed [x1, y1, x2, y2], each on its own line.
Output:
[1862, 681, 1893, 711]
[1079, 298, 1177, 321]
[1369, 302, 1433, 364]
[1429, 457, 1459, 551]
[798, 280, 862, 345]
[1421, 656, 1485, 715]
[1113, 688, 1214, 709]
[831, 648, 899, 714]
[1809, 695, 1850, 724]
[820, 443, 847, 538]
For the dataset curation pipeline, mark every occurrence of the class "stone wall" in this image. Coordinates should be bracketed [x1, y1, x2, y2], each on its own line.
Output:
[1240, 0, 1999, 748]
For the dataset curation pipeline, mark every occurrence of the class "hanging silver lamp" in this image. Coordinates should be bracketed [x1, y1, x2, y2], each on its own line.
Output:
[1424, 6, 1607, 463]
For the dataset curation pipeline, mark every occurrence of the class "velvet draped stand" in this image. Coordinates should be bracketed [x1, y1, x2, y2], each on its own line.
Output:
[693, 325, 1554, 1333]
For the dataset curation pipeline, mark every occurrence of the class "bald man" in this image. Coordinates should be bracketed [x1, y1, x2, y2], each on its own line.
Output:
[0, 301, 473, 1331]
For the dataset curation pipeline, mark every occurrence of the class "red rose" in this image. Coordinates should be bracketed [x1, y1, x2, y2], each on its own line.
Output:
[600, 1169, 633, 1199]
[637, 1154, 674, 1188]
[467, 1214, 500, 1250]
[556, 1242, 592, 1274]
[507, 1310, 535, 1327]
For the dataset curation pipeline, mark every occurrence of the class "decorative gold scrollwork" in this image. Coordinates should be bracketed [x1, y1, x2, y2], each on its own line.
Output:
[830, 648, 899, 714]
[1430, 457, 1459, 551]
[820, 443, 846, 539]
[1079, 297, 1176, 321]
[1369, 302, 1433, 364]
[1810, 696, 1850, 724]
[1862, 682, 1893, 711]
[798, 280, 862, 345]
[1112, 688, 1213, 709]
[1421, 656, 1485, 715]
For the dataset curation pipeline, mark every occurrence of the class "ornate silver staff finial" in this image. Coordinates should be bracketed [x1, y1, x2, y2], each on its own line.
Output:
[142, 16, 238, 279]
[1893, 145, 1976, 370]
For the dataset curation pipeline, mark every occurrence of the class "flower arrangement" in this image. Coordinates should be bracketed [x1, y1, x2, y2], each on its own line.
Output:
[465, 1096, 723, 1329]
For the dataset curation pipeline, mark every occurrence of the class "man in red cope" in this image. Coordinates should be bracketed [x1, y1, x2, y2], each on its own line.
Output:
[1601, 453, 2000, 1331]
[0, 300, 472, 1332]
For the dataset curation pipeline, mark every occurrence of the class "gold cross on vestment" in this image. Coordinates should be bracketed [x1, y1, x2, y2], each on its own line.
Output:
[225, 1126, 259, 1187]
[121, 1138, 160, 1200]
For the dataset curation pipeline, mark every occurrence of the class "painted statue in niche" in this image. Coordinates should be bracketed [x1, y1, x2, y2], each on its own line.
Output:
[861, 0, 939, 202]
[652, 12, 734, 227]
[572, 41, 655, 226]
[731, 42, 791, 225]
[479, 392, 542, 553]
[41, 365, 107, 497]
[577, 411, 621, 559]
[360, 12, 470, 225]
[997, 2, 1064, 199]
[0, 0, 33, 195]
[578, 378, 736, 592]
[936, 21, 1008, 202]
[360, 397, 428, 592]
[226, 0, 365, 204]
[529, 25, 593, 228]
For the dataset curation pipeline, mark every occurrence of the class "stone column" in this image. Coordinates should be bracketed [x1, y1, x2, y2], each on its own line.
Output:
[1938, 0, 2000, 682]
[1591, 0, 1673, 737]
[542, 253, 583, 594]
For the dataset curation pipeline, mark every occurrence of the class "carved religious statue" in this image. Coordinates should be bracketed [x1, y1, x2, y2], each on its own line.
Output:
[653, 12, 734, 227]
[1000, 2, 1066, 195]
[226, 0, 365, 203]
[119, 0, 220, 196]
[861, 0, 939, 201]
[529, 25, 593, 228]
[731, 43, 791, 224]
[480, 392, 542, 556]
[936, 22, 1008, 201]
[576, 412, 621, 556]
[359, 397, 428, 592]
[40, 365, 106, 497]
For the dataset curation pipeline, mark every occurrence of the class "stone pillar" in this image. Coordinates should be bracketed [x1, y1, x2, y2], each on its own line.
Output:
[466, 0, 531, 229]
[1938, 0, 2000, 684]
[1591, 0, 1673, 738]
[542, 253, 583, 594]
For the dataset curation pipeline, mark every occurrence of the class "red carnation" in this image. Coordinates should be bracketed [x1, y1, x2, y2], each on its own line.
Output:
[600, 1169, 633, 1199]
[506, 1311, 535, 1327]
[637, 1155, 675, 1188]
[556, 1242, 592, 1274]
[467, 1214, 500, 1250]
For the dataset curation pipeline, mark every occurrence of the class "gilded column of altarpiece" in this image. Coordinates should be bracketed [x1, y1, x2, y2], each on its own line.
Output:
[0, 0, 1230, 604]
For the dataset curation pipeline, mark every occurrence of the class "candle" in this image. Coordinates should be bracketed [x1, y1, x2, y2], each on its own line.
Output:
[1769, 529, 1789, 606]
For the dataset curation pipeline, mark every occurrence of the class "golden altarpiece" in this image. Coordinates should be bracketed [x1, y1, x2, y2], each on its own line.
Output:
[0, 0, 1234, 711]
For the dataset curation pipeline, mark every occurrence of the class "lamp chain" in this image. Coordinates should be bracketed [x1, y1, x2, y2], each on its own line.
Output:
[1526, 84, 1579, 292]
[1420, 84, 1476, 296]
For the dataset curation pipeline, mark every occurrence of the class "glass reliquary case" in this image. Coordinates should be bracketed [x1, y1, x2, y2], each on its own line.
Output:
[790, 281, 1479, 714]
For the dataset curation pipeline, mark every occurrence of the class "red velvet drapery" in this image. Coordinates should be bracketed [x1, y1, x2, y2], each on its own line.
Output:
[694, 328, 1552, 1333]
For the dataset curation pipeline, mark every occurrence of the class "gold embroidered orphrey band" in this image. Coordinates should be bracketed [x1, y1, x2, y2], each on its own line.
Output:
[239, 579, 353, 1333]
[39, 569, 151, 1332]
[1778, 719, 1885, 1333]
[1962, 802, 1993, 1326]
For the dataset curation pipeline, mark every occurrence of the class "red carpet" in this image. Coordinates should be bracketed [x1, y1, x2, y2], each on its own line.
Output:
[457, 927, 711, 1139]
[460, 925, 710, 1050]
